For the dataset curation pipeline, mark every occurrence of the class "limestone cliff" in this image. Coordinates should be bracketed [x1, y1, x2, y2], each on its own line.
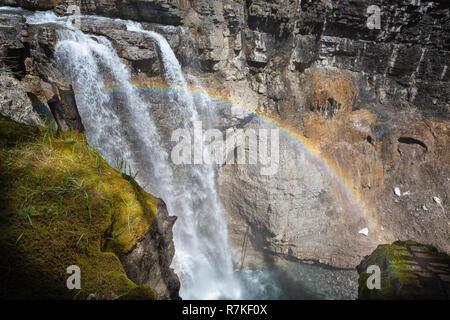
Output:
[0, 1, 448, 270]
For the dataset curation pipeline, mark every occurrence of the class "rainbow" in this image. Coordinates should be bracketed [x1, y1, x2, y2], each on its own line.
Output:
[33, 78, 386, 241]
[131, 79, 386, 241]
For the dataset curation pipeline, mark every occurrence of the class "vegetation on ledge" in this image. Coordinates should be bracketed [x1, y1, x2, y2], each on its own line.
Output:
[357, 240, 450, 300]
[0, 116, 159, 300]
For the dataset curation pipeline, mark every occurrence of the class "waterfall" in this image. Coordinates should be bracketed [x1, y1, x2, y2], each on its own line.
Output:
[126, 21, 241, 299]
[53, 28, 174, 197]
[27, 11, 241, 299]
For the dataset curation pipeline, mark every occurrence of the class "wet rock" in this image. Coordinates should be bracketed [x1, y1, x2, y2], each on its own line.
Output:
[121, 200, 180, 300]
[357, 241, 450, 299]
[0, 1, 448, 272]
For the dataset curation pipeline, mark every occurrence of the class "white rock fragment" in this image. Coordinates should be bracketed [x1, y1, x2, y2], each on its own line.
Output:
[422, 205, 428, 211]
[433, 197, 441, 205]
[358, 228, 369, 236]
[403, 191, 411, 196]
[380, 226, 384, 231]
[274, 233, 283, 241]
[394, 187, 401, 197]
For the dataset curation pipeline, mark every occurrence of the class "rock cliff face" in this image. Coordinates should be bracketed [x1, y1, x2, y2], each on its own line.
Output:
[122, 200, 180, 300]
[182, 0, 449, 268]
[0, 1, 448, 271]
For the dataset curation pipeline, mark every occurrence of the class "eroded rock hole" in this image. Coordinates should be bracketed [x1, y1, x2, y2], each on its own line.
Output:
[4, 46, 29, 79]
[398, 137, 428, 151]
[26, 92, 55, 125]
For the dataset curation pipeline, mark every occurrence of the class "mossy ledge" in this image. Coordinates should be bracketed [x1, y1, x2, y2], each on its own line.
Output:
[0, 116, 174, 300]
[357, 240, 450, 300]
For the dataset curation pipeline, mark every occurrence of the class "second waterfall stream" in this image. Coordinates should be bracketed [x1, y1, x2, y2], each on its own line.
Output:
[27, 10, 241, 299]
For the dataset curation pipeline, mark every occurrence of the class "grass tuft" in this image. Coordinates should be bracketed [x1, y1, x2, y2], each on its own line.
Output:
[0, 116, 159, 300]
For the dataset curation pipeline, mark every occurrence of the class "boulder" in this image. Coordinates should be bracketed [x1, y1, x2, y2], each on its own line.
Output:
[357, 241, 450, 299]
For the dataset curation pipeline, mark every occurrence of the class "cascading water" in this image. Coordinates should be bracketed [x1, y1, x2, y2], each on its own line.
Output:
[26, 10, 241, 299]
[125, 21, 241, 299]
[0, 6, 365, 300]
[53, 29, 173, 196]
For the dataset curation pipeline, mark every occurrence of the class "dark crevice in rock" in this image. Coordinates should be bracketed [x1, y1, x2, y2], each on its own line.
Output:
[292, 61, 307, 73]
[247, 60, 267, 70]
[324, 98, 340, 119]
[247, 15, 290, 39]
[398, 136, 428, 151]
[4, 45, 29, 79]
[26, 91, 54, 123]
[47, 94, 69, 131]
[245, 0, 293, 39]
[310, 97, 342, 119]
[46, 86, 84, 132]
[57, 86, 85, 131]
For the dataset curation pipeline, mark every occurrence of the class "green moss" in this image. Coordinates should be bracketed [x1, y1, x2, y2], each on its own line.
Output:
[0, 116, 159, 299]
[121, 285, 157, 300]
[358, 243, 412, 299]
[358, 241, 450, 300]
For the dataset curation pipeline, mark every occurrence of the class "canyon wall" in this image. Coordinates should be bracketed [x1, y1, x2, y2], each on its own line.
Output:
[0, 1, 448, 269]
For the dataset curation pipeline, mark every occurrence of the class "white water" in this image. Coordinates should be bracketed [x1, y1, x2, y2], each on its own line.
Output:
[125, 21, 241, 299]
[26, 10, 241, 299]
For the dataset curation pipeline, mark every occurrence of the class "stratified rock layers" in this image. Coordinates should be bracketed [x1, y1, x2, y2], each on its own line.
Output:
[0, 1, 448, 269]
